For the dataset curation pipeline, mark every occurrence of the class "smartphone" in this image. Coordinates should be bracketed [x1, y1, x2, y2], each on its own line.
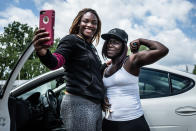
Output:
[39, 10, 55, 46]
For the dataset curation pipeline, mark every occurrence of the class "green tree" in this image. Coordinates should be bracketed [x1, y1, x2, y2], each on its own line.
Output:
[127, 45, 148, 55]
[193, 65, 196, 75]
[0, 21, 59, 80]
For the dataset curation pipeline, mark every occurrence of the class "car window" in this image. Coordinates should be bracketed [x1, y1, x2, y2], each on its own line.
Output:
[17, 76, 66, 100]
[170, 73, 195, 94]
[17, 80, 56, 100]
[139, 68, 169, 99]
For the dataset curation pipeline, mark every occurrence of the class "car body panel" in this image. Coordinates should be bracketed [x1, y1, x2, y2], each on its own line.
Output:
[141, 65, 196, 131]
[142, 94, 196, 131]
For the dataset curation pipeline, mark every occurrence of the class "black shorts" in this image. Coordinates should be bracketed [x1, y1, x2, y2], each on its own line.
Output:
[102, 115, 150, 131]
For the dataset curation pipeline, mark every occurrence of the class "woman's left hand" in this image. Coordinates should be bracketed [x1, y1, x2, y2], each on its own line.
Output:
[102, 97, 111, 112]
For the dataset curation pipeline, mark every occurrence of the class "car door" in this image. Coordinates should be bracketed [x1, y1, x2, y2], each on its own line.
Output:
[0, 43, 34, 131]
[139, 67, 196, 131]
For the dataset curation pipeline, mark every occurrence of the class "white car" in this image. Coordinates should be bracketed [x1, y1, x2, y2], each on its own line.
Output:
[0, 43, 196, 131]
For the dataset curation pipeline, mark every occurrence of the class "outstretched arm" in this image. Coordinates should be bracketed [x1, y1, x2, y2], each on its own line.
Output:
[32, 28, 65, 70]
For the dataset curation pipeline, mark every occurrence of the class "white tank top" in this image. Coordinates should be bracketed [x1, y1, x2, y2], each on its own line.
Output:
[103, 66, 143, 121]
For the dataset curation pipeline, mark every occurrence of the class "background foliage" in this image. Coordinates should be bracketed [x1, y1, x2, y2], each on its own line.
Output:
[0, 21, 59, 80]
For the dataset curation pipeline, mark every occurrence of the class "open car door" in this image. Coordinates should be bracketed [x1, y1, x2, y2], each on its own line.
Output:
[0, 43, 34, 131]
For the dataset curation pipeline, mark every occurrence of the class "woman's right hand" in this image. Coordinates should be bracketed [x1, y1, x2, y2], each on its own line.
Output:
[106, 60, 112, 66]
[129, 39, 140, 53]
[32, 28, 51, 56]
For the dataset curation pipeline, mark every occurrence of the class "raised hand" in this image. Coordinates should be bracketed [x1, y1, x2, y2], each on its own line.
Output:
[32, 28, 51, 56]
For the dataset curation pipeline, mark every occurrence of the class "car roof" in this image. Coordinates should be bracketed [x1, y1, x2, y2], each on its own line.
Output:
[144, 64, 196, 80]
[12, 64, 196, 93]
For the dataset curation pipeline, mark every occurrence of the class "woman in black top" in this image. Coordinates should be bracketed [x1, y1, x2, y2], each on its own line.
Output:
[32, 8, 105, 131]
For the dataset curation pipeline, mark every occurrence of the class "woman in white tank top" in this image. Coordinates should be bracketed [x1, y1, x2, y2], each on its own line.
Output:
[101, 28, 169, 131]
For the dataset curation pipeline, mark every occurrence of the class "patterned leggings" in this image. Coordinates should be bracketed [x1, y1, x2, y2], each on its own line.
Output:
[60, 94, 102, 131]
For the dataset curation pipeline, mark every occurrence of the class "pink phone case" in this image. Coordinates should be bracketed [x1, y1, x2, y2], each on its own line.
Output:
[39, 10, 55, 46]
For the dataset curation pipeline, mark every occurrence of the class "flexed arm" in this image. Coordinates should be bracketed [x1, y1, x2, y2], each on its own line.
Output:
[130, 38, 169, 68]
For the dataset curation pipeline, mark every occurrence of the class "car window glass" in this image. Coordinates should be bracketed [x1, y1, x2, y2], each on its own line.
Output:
[17, 80, 57, 100]
[17, 75, 66, 100]
[170, 74, 194, 93]
[139, 68, 169, 99]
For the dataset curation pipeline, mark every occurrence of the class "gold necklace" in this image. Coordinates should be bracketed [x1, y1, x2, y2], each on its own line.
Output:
[76, 34, 92, 43]
[76, 34, 85, 40]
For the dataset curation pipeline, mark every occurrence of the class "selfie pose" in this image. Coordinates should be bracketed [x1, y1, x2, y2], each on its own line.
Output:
[101, 28, 169, 131]
[32, 8, 106, 131]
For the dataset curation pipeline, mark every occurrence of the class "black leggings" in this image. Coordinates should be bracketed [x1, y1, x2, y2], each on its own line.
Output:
[102, 115, 150, 131]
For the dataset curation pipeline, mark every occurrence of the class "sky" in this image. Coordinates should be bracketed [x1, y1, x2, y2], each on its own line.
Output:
[0, 0, 196, 72]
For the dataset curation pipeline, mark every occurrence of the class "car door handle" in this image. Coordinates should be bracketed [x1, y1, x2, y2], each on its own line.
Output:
[175, 106, 196, 116]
